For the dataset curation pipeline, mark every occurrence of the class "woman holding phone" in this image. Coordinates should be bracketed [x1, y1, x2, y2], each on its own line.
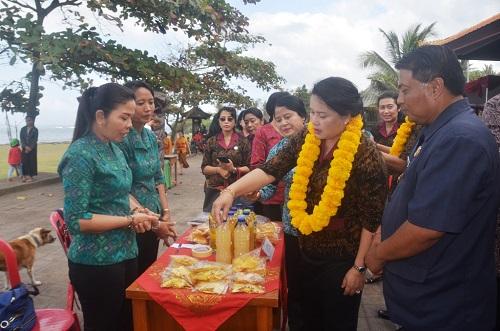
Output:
[201, 106, 251, 212]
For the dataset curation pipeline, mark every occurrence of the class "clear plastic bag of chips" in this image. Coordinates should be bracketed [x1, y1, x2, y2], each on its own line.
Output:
[232, 272, 265, 285]
[169, 255, 199, 267]
[194, 281, 229, 295]
[232, 249, 266, 275]
[161, 266, 192, 289]
[255, 221, 280, 243]
[231, 283, 265, 294]
[190, 261, 232, 282]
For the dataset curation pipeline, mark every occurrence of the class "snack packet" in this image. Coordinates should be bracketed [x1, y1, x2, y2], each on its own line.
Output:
[232, 272, 265, 285]
[231, 283, 265, 294]
[256, 221, 280, 243]
[232, 249, 266, 275]
[194, 281, 229, 295]
[189, 224, 210, 244]
[161, 266, 192, 289]
[169, 255, 199, 267]
[190, 261, 232, 283]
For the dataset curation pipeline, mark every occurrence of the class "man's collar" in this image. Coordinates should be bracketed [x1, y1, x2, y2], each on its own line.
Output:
[421, 98, 470, 142]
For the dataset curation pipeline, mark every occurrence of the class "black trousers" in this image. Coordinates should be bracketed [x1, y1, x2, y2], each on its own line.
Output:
[284, 234, 304, 331]
[136, 230, 159, 276]
[21, 148, 37, 177]
[299, 255, 361, 331]
[69, 258, 137, 331]
[497, 277, 500, 331]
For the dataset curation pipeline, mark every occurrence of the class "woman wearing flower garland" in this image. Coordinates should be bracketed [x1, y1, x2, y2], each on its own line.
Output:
[213, 77, 388, 330]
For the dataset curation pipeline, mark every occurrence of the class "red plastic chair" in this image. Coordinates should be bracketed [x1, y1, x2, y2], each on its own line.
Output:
[0, 239, 78, 331]
[49, 209, 81, 330]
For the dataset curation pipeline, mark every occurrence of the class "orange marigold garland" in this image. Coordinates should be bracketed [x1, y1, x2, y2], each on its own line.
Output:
[389, 116, 415, 157]
[288, 115, 363, 235]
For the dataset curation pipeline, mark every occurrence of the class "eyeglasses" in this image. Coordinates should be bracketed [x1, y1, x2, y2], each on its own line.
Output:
[219, 117, 234, 122]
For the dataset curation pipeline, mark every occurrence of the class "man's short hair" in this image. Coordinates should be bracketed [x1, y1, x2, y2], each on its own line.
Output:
[377, 91, 399, 108]
[395, 45, 465, 96]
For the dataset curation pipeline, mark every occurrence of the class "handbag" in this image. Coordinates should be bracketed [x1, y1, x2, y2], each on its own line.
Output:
[0, 283, 38, 331]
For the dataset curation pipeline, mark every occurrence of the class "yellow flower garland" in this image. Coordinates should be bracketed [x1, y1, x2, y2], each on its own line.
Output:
[288, 115, 363, 235]
[389, 116, 415, 157]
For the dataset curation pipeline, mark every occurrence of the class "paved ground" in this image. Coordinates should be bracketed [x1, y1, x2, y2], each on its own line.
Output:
[0, 153, 396, 330]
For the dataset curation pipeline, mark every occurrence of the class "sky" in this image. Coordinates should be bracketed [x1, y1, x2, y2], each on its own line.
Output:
[1, 0, 499, 130]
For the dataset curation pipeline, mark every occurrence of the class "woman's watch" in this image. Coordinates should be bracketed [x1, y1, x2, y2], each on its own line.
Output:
[353, 265, 367, 273]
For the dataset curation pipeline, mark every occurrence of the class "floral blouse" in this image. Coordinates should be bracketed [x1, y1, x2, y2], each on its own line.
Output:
[58, 134, 137, 265]
[117, 128, 164, 214]
[259, 138, 298, 236]
[201, 132, 251, 189]
[260, 128, 388, 259]
[481, 94, 500, 276]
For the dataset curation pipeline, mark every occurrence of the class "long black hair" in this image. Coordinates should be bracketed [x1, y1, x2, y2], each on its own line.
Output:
[207, 106, 237, 138]
[72, 83, 135, 142]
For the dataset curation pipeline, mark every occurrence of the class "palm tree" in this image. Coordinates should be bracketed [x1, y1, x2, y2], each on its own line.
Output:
[359, 23, 437, 104]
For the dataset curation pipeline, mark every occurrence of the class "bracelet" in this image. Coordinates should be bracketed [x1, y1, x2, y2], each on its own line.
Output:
[162, 208, 170, 213]
[126, 215, 134, 229]
[220, 187, 235, 198]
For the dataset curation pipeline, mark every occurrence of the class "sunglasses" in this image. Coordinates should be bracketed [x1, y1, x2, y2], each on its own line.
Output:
[219, 117, 234, 122]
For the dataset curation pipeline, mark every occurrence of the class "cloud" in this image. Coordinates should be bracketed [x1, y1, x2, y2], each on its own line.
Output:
[239, 0, 500, 100]
[2, 0, 499, 129]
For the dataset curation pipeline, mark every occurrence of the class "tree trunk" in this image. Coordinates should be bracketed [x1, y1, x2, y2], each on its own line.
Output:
[27, 56, 40, 115]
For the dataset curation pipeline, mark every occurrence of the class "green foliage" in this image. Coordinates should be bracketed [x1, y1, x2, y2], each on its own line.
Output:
[359, 23, 437, 105]
[290, 84, 310, 113]
[468, 64, 498, 81]
[0, 0, 283, 120]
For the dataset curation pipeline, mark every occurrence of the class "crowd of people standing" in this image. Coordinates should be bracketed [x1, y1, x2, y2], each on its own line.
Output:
[56, 44, 500, 331]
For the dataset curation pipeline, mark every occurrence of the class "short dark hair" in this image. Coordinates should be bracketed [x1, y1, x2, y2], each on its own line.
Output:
[311, 77, 363, 116]
[395, 45, 465, 96]
[124, 80, 155, 97]
[207, 106, 237, 138]
[275, 95, 307, 118]
[242, 107, 265, 121]
[72, 83, 135, 142]
[265, 91, 291, 120]
[377, 91, 399, 108]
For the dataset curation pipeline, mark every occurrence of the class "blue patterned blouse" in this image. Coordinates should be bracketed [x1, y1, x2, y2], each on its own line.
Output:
[58, 134, 137, 265]
[259, 138, 298, 236]
[117, 128, 164, 214]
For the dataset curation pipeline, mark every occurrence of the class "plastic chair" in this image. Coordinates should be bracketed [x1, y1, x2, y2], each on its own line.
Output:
[49, 209, 81, 331]
[50, 209, 71, 256]
[0, 239, 78, 331]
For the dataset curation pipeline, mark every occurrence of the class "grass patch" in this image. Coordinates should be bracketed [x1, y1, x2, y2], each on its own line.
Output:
[0, 143, 69, 180]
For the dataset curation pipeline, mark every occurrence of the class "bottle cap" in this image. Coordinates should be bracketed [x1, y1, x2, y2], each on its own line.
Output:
[237, 215, 246, 222]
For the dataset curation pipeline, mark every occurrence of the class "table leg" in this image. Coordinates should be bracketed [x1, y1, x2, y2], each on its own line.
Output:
[256, 306, 273, 331]
[132, 299, 149, 331]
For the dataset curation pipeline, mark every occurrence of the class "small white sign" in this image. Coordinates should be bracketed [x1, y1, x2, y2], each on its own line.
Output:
[262, 238, 275, 261]
[171, 243, 195, 249]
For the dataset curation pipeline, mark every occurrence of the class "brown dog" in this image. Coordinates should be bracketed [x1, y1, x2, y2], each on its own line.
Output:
[0, 227, 56, 289]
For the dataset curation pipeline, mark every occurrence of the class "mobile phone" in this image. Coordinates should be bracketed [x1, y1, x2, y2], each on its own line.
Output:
[217, 156, 230, 163]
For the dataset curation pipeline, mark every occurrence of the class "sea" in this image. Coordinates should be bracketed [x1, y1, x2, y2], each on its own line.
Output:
[0, 125, 74, 145]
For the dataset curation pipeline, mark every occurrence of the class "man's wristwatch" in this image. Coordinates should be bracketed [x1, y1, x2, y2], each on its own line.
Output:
[353, 265, 367, 273]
